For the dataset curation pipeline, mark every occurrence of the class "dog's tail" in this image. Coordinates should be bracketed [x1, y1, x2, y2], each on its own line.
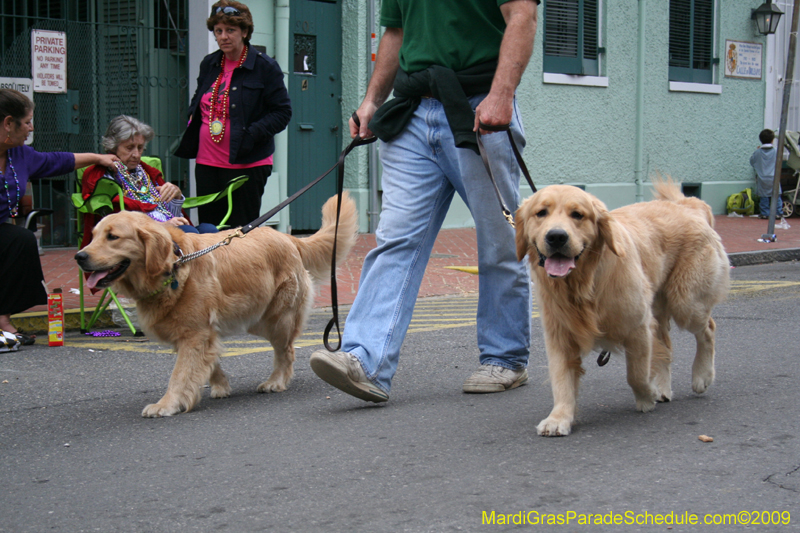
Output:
[652, 175, 715, 227]
[292, 192, 359, 285]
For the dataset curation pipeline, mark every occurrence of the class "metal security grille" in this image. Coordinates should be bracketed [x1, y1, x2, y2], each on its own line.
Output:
[0, 0, 188, 247]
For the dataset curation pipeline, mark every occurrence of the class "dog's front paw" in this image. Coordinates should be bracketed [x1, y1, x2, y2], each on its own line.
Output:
[692, 369, 714, 394]
[537, 417, 572, 437]
[141, 403, 181, 418]
[210, 383, 231, 399]
[651, 375, 672, 402]
[257, 379, 287, 393]
[653, 382, 672, 402]
[634, 385, 658, 412]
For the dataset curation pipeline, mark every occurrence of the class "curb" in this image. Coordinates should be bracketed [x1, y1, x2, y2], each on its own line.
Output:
[727, 248, 800, 266]
[11, 308, 115, 335]
[12, 250, 799, 334]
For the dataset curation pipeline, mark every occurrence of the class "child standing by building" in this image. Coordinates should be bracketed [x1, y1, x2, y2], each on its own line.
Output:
[750, 128, 783, 219]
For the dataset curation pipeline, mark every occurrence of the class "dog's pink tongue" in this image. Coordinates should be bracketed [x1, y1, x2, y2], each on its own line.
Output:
[86, 270, 109, 290]
[544, 257, 576, 277]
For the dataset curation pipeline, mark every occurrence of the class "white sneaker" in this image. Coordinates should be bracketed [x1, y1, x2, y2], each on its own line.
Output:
[463, 364, 528, 393]
[310, 350, 389, 403]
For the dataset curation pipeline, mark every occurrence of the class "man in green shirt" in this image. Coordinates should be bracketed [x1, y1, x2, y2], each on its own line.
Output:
[311, 0, 539, 403]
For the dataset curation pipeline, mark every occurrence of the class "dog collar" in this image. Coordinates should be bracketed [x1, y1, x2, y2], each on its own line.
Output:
[144, 274, 178, 299]
[143, 242, 183, 299]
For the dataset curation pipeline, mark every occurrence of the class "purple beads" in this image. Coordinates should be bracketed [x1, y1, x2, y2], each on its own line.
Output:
[85, 330, 121, 337]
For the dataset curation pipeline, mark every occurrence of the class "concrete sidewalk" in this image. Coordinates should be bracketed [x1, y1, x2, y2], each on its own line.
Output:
[11, 214, 800, 333]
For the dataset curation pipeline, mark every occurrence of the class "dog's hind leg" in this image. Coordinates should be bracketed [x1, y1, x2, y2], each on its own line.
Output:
[671, 298, 717, 394]
[255, 311, 302, 393]
[690, 317, 716, 394]
[209, 359, 231, 399]
[142, 336, 222, 417]
[650, 312, 673, 402]
[624, 328, 659, 412]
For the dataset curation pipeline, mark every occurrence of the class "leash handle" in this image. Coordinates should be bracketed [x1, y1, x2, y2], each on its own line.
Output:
[476, 121, 537, 228]
[323, 112, 377, 351]
[235, 111, 375, 351]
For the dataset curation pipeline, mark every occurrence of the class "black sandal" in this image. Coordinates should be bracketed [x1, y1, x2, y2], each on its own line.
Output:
[14, 332, 36, 346]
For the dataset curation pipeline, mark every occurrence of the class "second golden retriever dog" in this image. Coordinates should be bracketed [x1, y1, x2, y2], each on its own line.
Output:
[515, 181, 729, 437]
[75, 193, 358, 417]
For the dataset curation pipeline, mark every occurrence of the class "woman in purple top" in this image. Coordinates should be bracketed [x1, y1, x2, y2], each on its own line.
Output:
[0, 89, 117, 346]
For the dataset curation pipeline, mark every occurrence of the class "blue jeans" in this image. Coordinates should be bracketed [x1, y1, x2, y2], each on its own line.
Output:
[342, 95, 532, 394]
[178, 223, 219, 234]
[759, 195, 782, 217]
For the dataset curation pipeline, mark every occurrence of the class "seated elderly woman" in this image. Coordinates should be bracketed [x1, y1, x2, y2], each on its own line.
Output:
[80, 115, 217, 249]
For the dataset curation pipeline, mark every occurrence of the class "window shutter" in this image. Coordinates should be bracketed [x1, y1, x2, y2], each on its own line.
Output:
[669, 0, 692, 71]
[692, 0, 713, 73]
[583, 0, 598, 61]
[669, 0, 713, 83]
[544, 0, 599, 76]
[544, 0, 582, 75]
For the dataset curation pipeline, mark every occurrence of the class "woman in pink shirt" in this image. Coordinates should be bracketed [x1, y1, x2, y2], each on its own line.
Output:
[175, 1, 292, 228]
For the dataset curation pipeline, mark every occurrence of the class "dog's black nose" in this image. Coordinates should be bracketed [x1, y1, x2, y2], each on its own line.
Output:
[545, 229, 569, 249]
[74, 251, 87, 262]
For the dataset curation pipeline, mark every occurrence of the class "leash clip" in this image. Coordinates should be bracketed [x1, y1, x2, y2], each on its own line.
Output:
[222, 229, 244, 246]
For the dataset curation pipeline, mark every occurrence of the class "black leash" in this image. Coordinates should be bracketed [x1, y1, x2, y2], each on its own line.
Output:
[475, 122, 536, 228]
[240, 113, 376, 351]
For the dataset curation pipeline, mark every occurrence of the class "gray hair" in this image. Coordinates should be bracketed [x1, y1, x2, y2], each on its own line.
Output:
[101, 115, 155, 153]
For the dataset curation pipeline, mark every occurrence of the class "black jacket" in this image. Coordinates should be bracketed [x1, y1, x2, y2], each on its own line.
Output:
[175, 45, 292, 165]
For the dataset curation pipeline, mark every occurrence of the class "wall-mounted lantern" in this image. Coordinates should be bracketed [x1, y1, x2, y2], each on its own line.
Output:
[752, 0, 784, 35]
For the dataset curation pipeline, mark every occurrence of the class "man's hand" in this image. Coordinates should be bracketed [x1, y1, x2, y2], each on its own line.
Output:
[474, 92, 514, 135]
[350, 101, 380, 139]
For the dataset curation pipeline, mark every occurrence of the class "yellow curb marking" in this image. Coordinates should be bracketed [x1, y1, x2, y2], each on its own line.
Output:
[445, 266, 479, 275]
[729, 280, 800, 294]
[62, 281, 787, 357]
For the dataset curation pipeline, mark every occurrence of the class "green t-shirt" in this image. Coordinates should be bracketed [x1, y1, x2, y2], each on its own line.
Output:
[380, 0, 514, 74]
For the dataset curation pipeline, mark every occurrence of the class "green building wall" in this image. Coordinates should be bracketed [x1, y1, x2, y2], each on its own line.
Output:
[339, 0, 769, 230]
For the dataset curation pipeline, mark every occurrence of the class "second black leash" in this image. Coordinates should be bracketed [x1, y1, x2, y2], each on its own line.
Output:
[239, 113, 376, 352]
[476, 122, 536, 228]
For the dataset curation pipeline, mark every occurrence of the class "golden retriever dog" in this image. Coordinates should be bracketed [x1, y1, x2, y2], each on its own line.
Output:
[515, 181, 729, 437]
[75, 193, 358, 417]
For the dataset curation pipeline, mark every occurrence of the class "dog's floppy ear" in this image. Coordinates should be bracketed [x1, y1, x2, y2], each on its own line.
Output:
[515, 200, 533, 261]
[593, 198, 625, 257]
[138, 224, 173, 278]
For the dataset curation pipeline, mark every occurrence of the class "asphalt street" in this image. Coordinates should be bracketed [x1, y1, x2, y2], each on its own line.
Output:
[1, 261, 799, 532]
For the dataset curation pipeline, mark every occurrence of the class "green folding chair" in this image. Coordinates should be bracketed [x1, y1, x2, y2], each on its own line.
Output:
[72, 157, 249, 334]
[183, 174, 249, 229]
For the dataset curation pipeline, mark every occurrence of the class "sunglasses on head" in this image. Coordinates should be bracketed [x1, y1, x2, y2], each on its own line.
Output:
[211, 6, 241, 17]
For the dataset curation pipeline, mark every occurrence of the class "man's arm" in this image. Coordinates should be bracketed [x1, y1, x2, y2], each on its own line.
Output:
[350, 27, 404, 139]
[474, 0, 538, 134]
